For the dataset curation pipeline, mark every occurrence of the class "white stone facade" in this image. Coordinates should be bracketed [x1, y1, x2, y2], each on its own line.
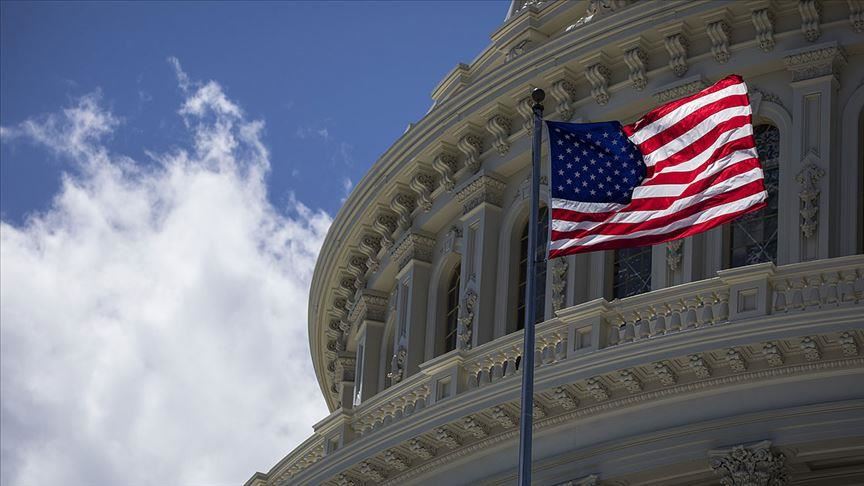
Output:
[248, 1, 864, 484]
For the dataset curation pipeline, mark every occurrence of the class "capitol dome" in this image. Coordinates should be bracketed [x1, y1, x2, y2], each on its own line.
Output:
[248, 1, 864, 484]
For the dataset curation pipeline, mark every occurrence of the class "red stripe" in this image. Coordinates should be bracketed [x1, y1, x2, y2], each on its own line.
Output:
[551, 180, 766, 239]
[647, 115, 752, 173]
[548, 200, 767, 257]
[641, 139, 756, 186]
[551, 157, 762, 221]
[634, 94, 751, 155]
[622, 75, 744, 136]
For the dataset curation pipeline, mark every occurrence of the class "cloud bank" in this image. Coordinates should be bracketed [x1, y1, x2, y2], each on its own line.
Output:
[1, 59, 331, 485]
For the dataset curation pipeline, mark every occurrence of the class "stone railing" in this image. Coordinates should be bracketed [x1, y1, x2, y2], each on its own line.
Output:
[347, 255, 864, 439]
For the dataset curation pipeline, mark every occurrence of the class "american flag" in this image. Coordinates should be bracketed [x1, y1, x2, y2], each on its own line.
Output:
[548, 74, 767, 258]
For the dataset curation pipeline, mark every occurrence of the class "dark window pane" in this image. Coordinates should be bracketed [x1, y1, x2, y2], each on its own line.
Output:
[444, 263, 461, 353]
[613, 245, 652, 299]
[729, 124, 779, 267]
[517, 206, 548, 331]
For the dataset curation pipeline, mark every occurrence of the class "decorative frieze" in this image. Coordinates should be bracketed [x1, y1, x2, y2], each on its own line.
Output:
[795, 162, 824, 239]
[390, 232, 435, 270]
[800, 336, 821, 361]
[390, 192, 416, 231]
[551, 257, 568, 312]
[653, 76, 707, 103]
[706, 20, 731, 64]
[622, 43, 648, 91]
[783, 42, 847, 82]
[552, 386, 579, 410]
[798, 0, 821, 42]
[751, 7, 775, 52]
[709, 441, 788, 486]
[457, 127, 484, 173]
[533, 401, 548, 419]
[462, 415, 489, 439]
[762, 342, 784, 367]
[382, 450, 410, 471]
[689, 354, 712, 378]
[334, 473, 360, 486]
[584, 62, 612, 105]
[653, 361, 677, 385]
[373, 212, 398, 250]
[851, 0, 864, 32]
[839, 331, 859, 356]
[491, 406, 517, 428]
[726, 348, 748, 373]
[485, 107, 513, 155]
[660, 25, 689, 77]
[586, 377, 610, 401]
[407, 438, 436, 460]
[455, 174, 506, 214]
[618, 369, 643, 393]
[433, 427, 461, 449]
[432, 147, 459, 193]
[409, 172, 436, 212]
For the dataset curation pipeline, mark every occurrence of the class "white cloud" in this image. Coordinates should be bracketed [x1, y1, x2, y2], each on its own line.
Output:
[0, 60, 331, 486]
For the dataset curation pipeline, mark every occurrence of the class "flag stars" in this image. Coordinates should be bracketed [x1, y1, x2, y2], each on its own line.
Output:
[558, 169, 565, 176]
[558, 154, 565, 160]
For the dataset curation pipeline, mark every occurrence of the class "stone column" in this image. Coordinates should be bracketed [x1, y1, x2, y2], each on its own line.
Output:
[709, 440, 789, 485]
[455, 173, 505, 348]
[783, 42, 847, 263]
[390, 232, 435, 378]
[347, 289, 387, 404]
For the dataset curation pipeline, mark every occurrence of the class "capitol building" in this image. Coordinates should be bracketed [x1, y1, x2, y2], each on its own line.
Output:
[247, 1, 864, 484]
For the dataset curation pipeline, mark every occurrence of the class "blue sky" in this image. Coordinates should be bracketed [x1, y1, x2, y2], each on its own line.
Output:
[2, 0, 507, 224]
[0, 2, 508, 485]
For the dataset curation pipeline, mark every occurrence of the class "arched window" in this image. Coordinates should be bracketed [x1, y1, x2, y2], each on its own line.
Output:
[729, 124, 779, 267]
[516, 206, 549, 330]
[443, 263, 461, 353]
[613, 246, 652, 299]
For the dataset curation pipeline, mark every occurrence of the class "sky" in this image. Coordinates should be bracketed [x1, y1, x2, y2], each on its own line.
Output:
[0, 2, 507, 485]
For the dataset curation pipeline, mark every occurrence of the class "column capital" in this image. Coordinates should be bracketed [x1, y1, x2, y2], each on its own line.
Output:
[347, 289, 389, 325]
[783, 41, 847, 83]
[455, 173, 506, 215]
[391, 231, 435, 271]
[709, 440, 789, 486]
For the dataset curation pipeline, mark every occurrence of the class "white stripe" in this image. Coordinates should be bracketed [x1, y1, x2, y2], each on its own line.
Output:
[631, 149, 758, 198]
[550, 191, 767, 251]
[551, 198, 625, 214]
[551, 167, 764, 233]
[628, 82, 749, 144]
[639, 105, 751, 167]
[645, 124, 753, 174]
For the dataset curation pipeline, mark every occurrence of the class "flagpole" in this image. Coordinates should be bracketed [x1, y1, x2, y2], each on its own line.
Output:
[517, 87, 545, 486]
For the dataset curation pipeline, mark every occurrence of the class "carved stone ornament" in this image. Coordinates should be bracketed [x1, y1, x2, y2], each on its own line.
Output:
[726, 348, 748, 373]
[689, 353, 712, 378]
[334, 355, 357, 385]
[653, 361, 677, 385]
[390, 232, 435, 270]
[622, 44, 648, 91]
[549, 77, 578, 121]
[334, 473, 360, 486]
[556, 474, 600, 486]
[455, 174, 506, 214]
[457, 287, 478, 351]
[486, 112, 513, 156]
[783, 42, 847, 82]
[491, 405, 517, 428]
[358, 461, 385, 482]
[382, 449, 409, 471]
[666, 239, 684, 272]
[462, 415, 489, 439]
[839, 331, 859, 356]
[707, 20, 731, 64]
[709, 440, 789, 486]
[618, 368, 643, 393]
[762, 342, 784, 367]
[586, 377, 610, 401]
[552, 385, 578, 410]
[798, 0, 821, 42]
[347, 289, 389, 324]
[851, 0, 864, 32]
[373, 213, 398, 250]
[800, 335, 822, 361]
[653, 76, 707, 103]
[506, 38, 532, 62]
[585, 62, 612, 105]
[433, 155, 458, 193]
[565, 0, 629, 31]
[359, 233, 382, 274]
[433, 427, 461, 449]
[390, 192, 417, 231]
[441, 225, 463, 255]
[407, 438, 436, 460]
[663, 32, 689, 77]
[795, 162, 824, 239]
[410, 172, 436, 212]
[457, 132, 484, 173]
[751, 7, 775, 52]
[516, 96, 535, 135]
[387, 345, 407, 384]
[551, 257, 568, 312]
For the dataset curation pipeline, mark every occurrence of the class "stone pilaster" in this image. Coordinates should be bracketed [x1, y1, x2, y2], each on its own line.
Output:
[391, 232, 435, 378]
[348, 289, 388, 404]
[456, 173, 505, 347]
[783, 42, 847, 262]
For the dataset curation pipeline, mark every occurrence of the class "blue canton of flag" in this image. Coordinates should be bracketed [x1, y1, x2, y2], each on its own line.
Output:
[547, 120, 646, 205]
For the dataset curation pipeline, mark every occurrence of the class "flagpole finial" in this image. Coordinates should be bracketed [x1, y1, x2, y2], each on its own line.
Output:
[531, 88, 545, 106]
